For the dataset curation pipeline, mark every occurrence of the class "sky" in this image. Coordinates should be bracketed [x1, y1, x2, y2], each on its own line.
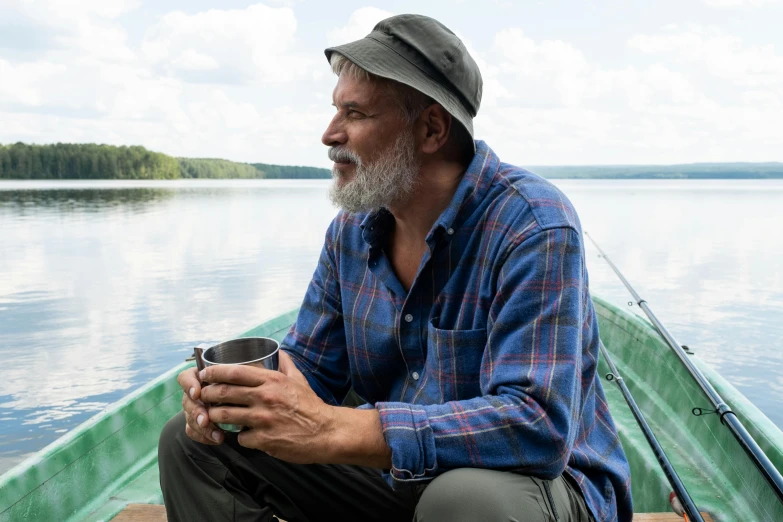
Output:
[1, 0, 782, 168]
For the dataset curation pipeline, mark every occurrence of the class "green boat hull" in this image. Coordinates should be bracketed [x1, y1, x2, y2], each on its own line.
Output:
[1, 299, 781, 520]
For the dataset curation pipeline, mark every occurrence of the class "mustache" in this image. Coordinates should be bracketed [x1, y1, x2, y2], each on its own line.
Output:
[328, 146, 361, 166]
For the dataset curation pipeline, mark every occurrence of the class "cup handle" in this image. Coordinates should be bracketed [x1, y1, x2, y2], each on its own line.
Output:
[193, 345, 211, 407]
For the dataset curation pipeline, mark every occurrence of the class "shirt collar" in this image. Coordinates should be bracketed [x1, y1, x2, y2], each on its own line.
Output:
[360, 207, 394, 248]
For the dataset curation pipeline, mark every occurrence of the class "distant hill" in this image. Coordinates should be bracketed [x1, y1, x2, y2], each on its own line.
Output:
[528, 163, 783, 179]
[0, 142, 181, 180]
[250, 163, 330, 179]
[1, 142, 781, 180]
[0, 143, 330, 180]
[178, 158, 263, 179]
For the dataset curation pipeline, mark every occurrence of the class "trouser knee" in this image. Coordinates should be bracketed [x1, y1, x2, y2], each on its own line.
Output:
[415, 469, 508, 521]
[158, 412, 189, 478]
[415, 469, 556, 522]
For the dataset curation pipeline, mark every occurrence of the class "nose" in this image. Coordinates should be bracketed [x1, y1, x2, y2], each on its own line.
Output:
[321, 113, 347, 147]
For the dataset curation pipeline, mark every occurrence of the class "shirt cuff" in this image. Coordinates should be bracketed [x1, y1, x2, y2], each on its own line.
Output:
[376, 402, 438, 485]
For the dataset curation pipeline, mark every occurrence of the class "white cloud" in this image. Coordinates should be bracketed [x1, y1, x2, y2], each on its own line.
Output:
[183, 92, 332, 163]
[0, 59, 66, 106]
[492, 28, 698, 110]
[629, 27, 783, 87]
[0, 1, 339, 166]
[494, 28, 591, 77]
[9, 0, 137, 60]
[101, 65, 188, 124]
[742, 90, 782, 108]
[142, 4, 311, 84]
[473, 24, 783, 165]
[493, 28, 592, 107]
[10, 0, 139, 22]
[587, 65, 698, 108]
[1, 3, 782, 165]
[702, 0, 780, 7]
[326, 7, 393, 46]
[456, 34, 514, 109]
[174, 49, 220, 71]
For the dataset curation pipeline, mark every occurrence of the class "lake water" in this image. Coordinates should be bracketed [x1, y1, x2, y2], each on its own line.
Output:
[1, 179, 782, 474]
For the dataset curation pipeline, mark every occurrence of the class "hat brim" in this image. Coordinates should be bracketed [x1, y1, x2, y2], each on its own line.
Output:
[325, 37, 474, 138]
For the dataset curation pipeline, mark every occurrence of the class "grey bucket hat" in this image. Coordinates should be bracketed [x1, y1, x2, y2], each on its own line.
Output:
[324, 14, 483, 138]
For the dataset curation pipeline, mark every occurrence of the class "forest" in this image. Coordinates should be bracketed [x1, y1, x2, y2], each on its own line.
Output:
[2, 142, 782, 180]
[178, 158, 261, 179]
[0, 143, 181, 180]
[0, 143, 331, 180]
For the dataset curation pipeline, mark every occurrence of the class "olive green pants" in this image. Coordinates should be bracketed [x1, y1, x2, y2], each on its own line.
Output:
[159, 412, 592, 522]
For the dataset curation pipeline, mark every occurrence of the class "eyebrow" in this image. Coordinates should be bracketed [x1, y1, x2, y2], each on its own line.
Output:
[332, 101, 365, 110]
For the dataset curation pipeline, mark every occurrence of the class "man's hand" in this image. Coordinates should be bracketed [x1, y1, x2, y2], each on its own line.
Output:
[200, 350, 337, 463]
[177, 366, 224, 445]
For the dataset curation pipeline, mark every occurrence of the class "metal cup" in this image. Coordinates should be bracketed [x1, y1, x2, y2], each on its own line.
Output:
[202, 337, 280, 432]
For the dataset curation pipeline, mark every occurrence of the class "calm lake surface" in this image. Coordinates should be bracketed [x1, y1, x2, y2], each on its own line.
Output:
[1, 179, 782, 473]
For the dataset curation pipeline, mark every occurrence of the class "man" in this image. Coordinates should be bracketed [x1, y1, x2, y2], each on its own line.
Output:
[159, 14, 632, 522]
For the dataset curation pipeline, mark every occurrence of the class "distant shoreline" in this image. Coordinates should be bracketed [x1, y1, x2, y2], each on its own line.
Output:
[2, 142, 782, 179]
[529, 164, 783, 179]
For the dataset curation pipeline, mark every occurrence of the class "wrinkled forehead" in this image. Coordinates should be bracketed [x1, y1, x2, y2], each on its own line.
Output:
[331, 72, 397, 110]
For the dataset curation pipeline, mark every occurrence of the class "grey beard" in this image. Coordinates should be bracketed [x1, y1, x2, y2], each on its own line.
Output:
[328, 129, 419, 214]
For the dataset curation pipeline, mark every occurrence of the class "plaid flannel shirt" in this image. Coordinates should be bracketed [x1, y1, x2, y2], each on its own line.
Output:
[283, 141, 632, 521]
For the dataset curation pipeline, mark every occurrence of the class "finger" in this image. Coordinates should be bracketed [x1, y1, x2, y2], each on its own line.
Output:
[200, 383, 256, 406]
[278, 349, 297, 374]
[237, 428, 266, 452]
[184, 405, 224, 444]
[177, 367, 203, 401]
[182, 392, 222, 440]
[185, 422, 223, 445]
[208, 405, 259, 430]
[200, 364, 276, 387]
[182, 392, 209, 418]
[278, 350, 308, 387]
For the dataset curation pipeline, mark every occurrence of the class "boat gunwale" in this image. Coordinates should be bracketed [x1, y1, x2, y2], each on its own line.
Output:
[2, 303, 782, 520]
[592, 295, 783, 456]
[0, 308, 299, 520]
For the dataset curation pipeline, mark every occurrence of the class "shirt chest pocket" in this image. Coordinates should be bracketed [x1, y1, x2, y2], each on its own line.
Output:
[425, 320, 487, 402]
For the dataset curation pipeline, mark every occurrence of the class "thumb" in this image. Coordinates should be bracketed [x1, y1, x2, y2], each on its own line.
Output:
[279, 350, 309, 387]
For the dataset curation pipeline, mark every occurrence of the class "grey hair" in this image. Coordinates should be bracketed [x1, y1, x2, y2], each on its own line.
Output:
[329, 53, 434, 125]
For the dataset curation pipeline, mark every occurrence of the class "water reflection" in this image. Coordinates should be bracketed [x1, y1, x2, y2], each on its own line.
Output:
[0, 180, 338, 470]
[0, 179, 782, 473]
[552, 180, 783, 429]
[0, 187, 176, 214]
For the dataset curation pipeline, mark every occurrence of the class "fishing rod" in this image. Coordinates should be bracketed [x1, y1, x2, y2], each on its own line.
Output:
[585, 231, 783, 506]
[599, 341, 704, 521]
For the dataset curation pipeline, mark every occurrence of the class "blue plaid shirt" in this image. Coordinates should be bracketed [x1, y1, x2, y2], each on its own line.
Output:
[283, 141, 632, 521]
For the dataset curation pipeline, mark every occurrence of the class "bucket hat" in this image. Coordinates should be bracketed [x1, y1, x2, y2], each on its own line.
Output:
[325, 14, 482, 138]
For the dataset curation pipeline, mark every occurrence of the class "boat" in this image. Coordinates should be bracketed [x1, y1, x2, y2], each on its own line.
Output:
[1, 298, 782, 521]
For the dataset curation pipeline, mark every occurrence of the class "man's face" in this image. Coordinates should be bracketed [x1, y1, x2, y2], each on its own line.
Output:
[321, 72, 420, 213]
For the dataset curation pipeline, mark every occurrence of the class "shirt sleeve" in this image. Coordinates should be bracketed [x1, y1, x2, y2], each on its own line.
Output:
[376, 226, 589, 484]
[281, 219, 351, 406]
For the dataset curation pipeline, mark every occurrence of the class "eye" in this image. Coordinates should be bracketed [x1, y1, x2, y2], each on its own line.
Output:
[347, 109, 365, 119]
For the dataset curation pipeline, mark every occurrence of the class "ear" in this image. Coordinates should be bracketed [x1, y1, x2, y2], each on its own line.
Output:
[419, 104, 452, 155]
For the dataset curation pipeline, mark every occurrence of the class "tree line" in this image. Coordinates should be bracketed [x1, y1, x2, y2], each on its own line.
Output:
[178, 158, 261, 179]
[532, 163, 783, 179]
[0, 143, 332, 180]
[3, 142, 781, 180]
[250, 163, 330, 179]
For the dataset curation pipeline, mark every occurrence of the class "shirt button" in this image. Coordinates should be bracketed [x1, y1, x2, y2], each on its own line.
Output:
[447, 228, 454, 235]
[411, 371, 420, 381]
[404, 314, 413, 323]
